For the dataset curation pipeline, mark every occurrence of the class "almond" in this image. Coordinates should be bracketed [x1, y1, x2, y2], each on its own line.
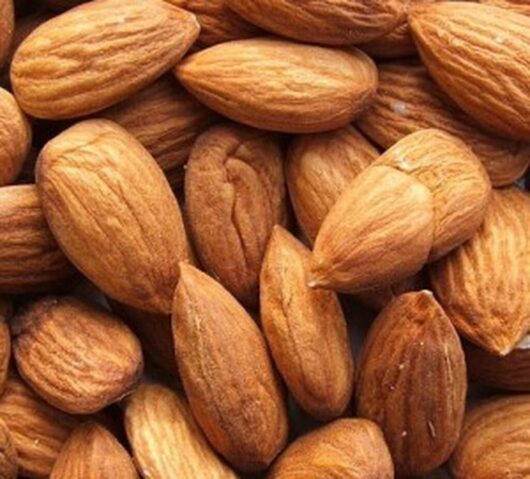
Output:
[356, 291, 467, 477]
[172, 263, 288, 471]
[268, 419, 393, 479]
[260, 226, 354, 420]
[429, 188, 530, 356]
[125, 383, 237, 478]
[11, 0, 200, 119]
[409, 2, 530, 141]
[12, 296, 144, 414]
[0, 0, 13, 67]
[357, 62, 530, 186]
[176, 37, 378, 133]
[50, 422, 138, 479]
[185, 123, 286, 307]
[480, 0, 530, 15]
[36, 119, 192, 314]
[450, 395, 530, 479]
[0, 418, 17, 479]
[0, 298, 11, 395]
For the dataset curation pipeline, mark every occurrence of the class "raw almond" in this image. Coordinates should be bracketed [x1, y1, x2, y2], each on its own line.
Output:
[185, 123, 286, 307]
[0, 418, 17, 479]
[0, 298, 11, 395]
[172, 263, 288, 471]
[0, 0, 13, 67]
[480, 0, 530, 15]
[11, 0, 200, 119]
[176, 37, 378, 133]
[357, 62, 530, 186]
[356, 291, 467, 477]
[268, 418, 393, 479]
[125, 383, 237, 478]
[50, 422, 138, 479]
[12, 296, 144, 414]
[36, 119, 192, 314]
[409, 2, 530, 141]
[429, 188, 530, 356]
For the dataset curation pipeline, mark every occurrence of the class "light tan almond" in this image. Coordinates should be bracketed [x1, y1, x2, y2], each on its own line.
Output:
[0, 0, 13, 67]
[0, 298, 11, 395]
[479, 0, 530, 15]
[0, 418, 17, 479]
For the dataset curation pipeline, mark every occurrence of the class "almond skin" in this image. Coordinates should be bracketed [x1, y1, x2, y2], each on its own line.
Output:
[0, 418, 17, 479]
[176, 37, 378, 133]
[430, 188, 530, 356]
[125, 383, 237, 479]
[36, 119, 192, 314]
[12, 296, 144, 415]
[260, 226, 354, 421]
[0, 0, 14, 67]
[50, 422, 138, 479]
[172, 263, 288, 472]
[357, 291, 467, 477]
[0, 298, 11, 395]
[480, 0, 530, 15]
[268, 419, 393, 479]
[10, 0, 200, 119]
[185, 123, 286, 307]
[409, 2, 530, 141]
[450, 395, 530, 479]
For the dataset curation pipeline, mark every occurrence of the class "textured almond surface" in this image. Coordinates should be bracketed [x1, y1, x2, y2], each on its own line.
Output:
[268, 419, 393, 479]
[409, 2, 530, 141]
[36, 120, 191, 314]
[0, 418, 17, 479]
[0, 0, 13, 67]
[357, 291, 467, 477]
[430, 188, 530, 356]
[172, 264, 288, 471]
[0, 298, 11, 395]
[125, 383, 237, 479]
[480, 0, 530, 15]
[176, 37, 378, 133]
[260, 226, 354, 420]
[450, 395, 530, 479]
[12, 296, 143, 414]
[11, 0, 200, 119]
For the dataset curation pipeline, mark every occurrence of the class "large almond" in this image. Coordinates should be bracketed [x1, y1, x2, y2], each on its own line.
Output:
[0, 418, 17, 479]
[36, 119, 191, 314]
[0, 0, 13, 67]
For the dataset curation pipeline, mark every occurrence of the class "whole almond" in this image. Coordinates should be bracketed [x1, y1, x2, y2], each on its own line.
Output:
[36, 119, 191, 314]
[12, 296, 144, 414]
[176, 37, 378, 133]
[357, 291, 466, 477]
[430, 188, 530, 356]
[172, 263, 288, 471]
[409, 2, 530, 141]
[0, 418, 17, 479]
[0, 0, 13, 67]
[480, 0, 530, 15]
[125, 383, 237, 479]
[185, 123, 286, 307]
[0, 298, 11, 395]
[11, 0, 200, 119]
[268, 419, 393, 479]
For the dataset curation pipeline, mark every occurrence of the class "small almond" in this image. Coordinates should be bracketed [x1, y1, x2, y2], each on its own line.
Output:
[0, 418, 17, 479]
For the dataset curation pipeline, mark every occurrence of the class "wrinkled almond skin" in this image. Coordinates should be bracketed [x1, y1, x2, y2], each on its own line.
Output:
[37, 119, 192, 314]
[176, 37, 378, 133]
[409, 2, 530, 141]
[172, 264, 288, 472]
[12, 296, 144, 415]
[11, 0, 200, 119]
[0, 298, 11, 395]
[0, 0, 13, 68]
[430, 188, 530, 356]
[0, 376, 79, 479]
[357, 62, 530, 186]
[125, 383, 237, 479]
[357, 291, 467, 477]
[450, 395, 530, 479]
[260, 226, 354, 420]
[185, 123, 286, 307]
[480, 0, 530, 15]
[0, 418, 17, 479]
[50, 422, 138, 479]
[268, 419, 393, 479]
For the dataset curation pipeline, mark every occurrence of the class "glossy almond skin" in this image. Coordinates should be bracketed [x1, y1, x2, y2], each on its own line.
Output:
[268, 419, 393, 479]
[0, 376, 79, 479]
[260, 226, 354, 420]
[0, 0, 13, 67]
[185, 123, 286, 307]
[480, 0, 530, 15]
[409, 2, 530, 141]
[11, 0, 200, 119]
[37, 120, 192, 314]
[357, 63, 530, 186]
[0, 298, 11, 395]
[0, 418, 17, 479]
[12, 296, 144, 414]
[176, 37, 378, 133]
[172, 264, 288, 471]
[357, 291, 467, 477]
[450, 395, 530, 479]
[125, 383, 237, 479]
[430, 188, 530, 356]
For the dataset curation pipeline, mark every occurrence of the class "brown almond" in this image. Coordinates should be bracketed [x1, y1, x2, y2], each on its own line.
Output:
[0, 0, 13, 67]
[0, 418, 17, 479]
[0, 298, 11, 395]
[12, 296, 143, 414]
[172, 263, 288, 471]
[480, 0, 530, 15]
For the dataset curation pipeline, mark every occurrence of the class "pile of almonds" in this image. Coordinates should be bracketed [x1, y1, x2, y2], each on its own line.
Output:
[0, 0, 529, 478]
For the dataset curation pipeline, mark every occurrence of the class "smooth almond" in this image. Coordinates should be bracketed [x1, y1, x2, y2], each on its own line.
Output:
[0, 0, 13, 67]
[0, 298, 11, 395]
[0, 418, 17, 479]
